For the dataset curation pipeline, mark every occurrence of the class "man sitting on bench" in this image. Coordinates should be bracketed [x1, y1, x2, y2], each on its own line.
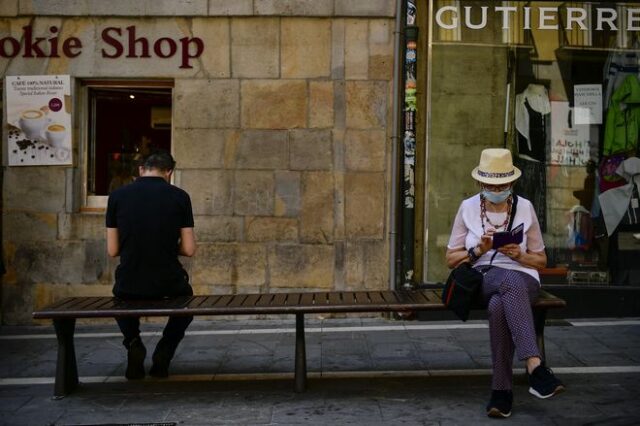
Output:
[106, 150, 197, 379]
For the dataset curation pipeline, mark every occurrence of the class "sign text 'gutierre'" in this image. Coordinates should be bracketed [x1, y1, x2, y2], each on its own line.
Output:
[0, 26, 204, 69]
[435, 5, 640, 31]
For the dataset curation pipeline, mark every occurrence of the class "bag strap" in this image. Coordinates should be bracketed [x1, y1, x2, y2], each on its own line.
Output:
[507, 194, 518, 232]
[489, 195, 519, 265]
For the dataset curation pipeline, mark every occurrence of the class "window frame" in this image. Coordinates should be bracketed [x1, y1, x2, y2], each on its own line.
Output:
[79, 79, 174, 210]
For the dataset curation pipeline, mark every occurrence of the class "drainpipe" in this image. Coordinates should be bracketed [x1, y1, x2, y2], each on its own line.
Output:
[389, 0, 405, 291]
[401, 1, 418, 290]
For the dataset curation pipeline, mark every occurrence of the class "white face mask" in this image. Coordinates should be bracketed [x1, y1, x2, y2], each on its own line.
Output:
[482, 189, 511, 204]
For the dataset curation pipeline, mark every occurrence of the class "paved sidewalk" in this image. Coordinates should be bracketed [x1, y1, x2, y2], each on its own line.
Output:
[0, 317, 639, 425]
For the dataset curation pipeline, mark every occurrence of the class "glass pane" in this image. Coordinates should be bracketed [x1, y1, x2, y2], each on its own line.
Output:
[88, 87, 172, 196]
[426, 1, 640, 286]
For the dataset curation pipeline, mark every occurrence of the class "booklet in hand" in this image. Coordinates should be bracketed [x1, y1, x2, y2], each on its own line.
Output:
[492, 223, 524, 249]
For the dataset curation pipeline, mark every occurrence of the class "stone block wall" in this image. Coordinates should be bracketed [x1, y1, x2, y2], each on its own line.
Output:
[1, 2, 395, 324]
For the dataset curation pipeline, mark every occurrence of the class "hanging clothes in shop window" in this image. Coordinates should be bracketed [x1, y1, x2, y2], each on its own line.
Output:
[567, 205, 593, 251]
[514, 84, 550, 231]
[603, 51, 639, 110]
[598, 157, 640, 236]
[515, 84, 551, 162]
[603, 74, 640, 156]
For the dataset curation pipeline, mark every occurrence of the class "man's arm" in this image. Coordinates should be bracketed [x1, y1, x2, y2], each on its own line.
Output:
[179, 227, 196, 257]
[107, 227, 119, 257]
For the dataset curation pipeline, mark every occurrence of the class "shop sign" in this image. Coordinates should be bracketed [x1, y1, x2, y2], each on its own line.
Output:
[434, 6, 640, 31]
[0, 25, 204, 69]
[574, 84, 603, 125]
[550, 101, 590, 166]
[5, 75, 72, 166]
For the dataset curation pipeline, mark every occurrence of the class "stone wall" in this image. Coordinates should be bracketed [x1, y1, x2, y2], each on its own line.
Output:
[0, 3, 395, 324]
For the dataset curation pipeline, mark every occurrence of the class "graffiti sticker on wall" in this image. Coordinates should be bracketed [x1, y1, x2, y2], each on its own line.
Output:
[5, 75, 72, 166]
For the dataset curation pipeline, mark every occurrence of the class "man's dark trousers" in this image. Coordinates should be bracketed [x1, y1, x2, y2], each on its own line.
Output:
[116, 285, 193, 356]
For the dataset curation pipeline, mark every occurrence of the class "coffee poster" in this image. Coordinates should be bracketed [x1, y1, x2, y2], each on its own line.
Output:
[5, 75, 72, 166]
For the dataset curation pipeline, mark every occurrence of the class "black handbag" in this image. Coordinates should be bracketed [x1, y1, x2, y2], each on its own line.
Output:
[441, 262, 483, 322]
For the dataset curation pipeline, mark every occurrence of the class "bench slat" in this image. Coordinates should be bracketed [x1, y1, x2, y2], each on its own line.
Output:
[67, 297, 101, 310]
[197, 296, 220, 309]
[423, 290, 442, 303]
[382, 291, 399, 304]
[394, 291, 415, 304]
[272, 293, 287, 307]
[368, 292, 386, 305]
[92, 298, 118, 311]
[342, 292, 356, 305]
[328, 292, 342, 305]
[354, 292, 370, 304]
[411, 291, 431, 304]
[213, 295, 233, 308]
[45, 297, 82, 311]
[91, 298, 116, 310]
[243, 294, 261, 307]
[228, 295, 248, 308]
[255, 294, 274, 307]
[66, 297, 101, 311]
[533, 290, 566, 308]
[288, 293, 302, 306]
[186, 296, 208, 309]
[299, 293, 315, 306]
[81, 298, 117, 314]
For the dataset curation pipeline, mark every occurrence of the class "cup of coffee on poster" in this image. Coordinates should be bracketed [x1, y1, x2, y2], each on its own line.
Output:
[45, 123, 67, 148]
[18, 108, 50, 140]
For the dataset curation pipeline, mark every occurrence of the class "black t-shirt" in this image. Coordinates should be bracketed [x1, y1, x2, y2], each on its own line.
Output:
[106, 176, 194, 298]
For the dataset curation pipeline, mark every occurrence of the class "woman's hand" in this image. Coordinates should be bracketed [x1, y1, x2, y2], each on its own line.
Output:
[498, 243, 522, 260]
[477, 233, 493, 255]
[498, 243, 547, 269]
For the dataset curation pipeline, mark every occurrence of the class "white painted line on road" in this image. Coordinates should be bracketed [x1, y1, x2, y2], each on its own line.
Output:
[0, 323, 489, 340]
[569, 320, 640, 327]
[1, 319, 638, 341]
[1, 365, 639, 386]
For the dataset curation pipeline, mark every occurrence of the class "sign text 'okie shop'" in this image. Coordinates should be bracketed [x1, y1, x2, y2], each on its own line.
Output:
[0, 26, 204, 69]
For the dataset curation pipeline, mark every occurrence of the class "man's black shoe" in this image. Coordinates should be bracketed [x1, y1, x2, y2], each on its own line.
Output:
[149, 342, 172, 378]
[125, 337, 146, 380]
[486, 390, 512, 418]
[528, 365, 565, 399]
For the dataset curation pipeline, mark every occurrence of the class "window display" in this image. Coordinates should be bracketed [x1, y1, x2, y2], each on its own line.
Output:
[425, 1, 640, 286]
[84, 83, 172, 201]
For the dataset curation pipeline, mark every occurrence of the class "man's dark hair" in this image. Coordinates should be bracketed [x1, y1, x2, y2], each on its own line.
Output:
[141, 149, 176, 172]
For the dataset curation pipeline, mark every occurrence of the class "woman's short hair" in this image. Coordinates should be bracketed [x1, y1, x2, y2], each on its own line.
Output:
[141, 150, 176, 172]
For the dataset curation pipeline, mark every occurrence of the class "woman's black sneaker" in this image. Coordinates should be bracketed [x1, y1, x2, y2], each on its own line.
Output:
[486, 390, 512, 418]
[528, 365, 565, 399]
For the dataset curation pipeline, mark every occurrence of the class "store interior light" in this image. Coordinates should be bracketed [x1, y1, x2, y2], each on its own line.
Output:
[129, 94, 135, 99]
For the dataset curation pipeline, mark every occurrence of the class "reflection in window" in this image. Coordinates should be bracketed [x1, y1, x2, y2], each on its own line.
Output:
[87, 85, 172, 196]
[425, 1, 640, 285]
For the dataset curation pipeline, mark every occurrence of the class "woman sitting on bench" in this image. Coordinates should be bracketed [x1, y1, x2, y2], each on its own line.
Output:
[445, 148, 565, 418]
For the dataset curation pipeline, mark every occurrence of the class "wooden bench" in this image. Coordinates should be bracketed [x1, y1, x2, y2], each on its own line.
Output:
[33, 289, 566, 398]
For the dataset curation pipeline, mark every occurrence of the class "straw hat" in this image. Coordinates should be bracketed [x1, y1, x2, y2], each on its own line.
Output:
[471, 148, 521, 185]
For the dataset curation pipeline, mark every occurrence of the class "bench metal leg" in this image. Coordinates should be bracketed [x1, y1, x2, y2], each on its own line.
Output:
[294, 313, 307, 393]
[533, 309, 547, 363]
[53, 318, 79, 399]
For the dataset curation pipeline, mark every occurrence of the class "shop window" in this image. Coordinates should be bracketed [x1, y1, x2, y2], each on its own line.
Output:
[424, 1, 640, 286]
[82, 80, 172, 207]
